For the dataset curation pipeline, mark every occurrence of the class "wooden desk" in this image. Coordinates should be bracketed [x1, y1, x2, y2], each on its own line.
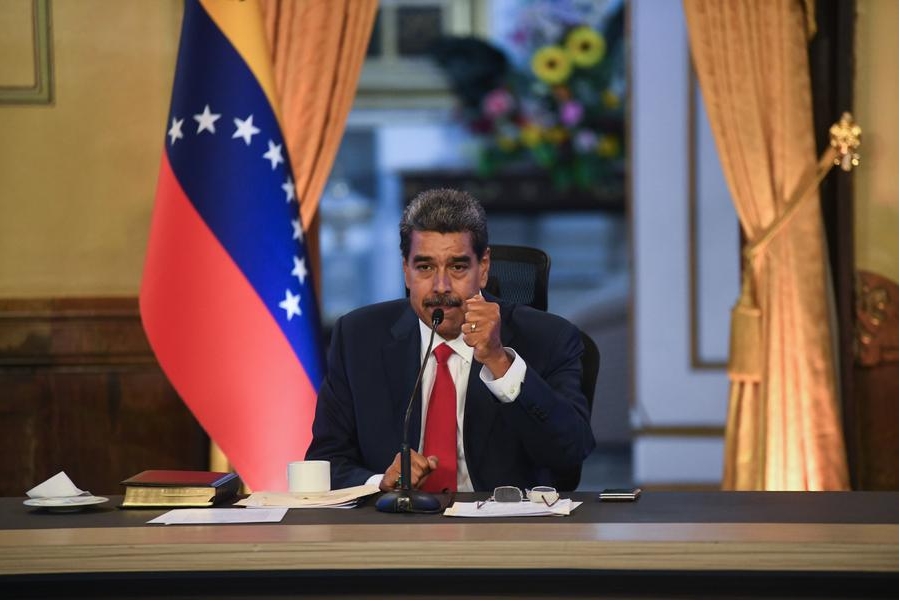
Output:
[1, 491, 896, 598]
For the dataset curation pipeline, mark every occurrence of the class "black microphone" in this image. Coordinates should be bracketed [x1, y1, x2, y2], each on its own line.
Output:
[376, 308, 445, 513]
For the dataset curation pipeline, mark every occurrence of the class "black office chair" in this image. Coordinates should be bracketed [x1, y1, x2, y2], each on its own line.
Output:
[485, 245, 550, 311]
[486, 244, 600, 491]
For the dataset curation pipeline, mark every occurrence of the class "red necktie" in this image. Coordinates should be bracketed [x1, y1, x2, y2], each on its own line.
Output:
[421, 343, 457, 492]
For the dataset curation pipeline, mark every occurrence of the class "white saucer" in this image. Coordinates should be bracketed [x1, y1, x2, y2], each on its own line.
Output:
[24, 496, 109, 512]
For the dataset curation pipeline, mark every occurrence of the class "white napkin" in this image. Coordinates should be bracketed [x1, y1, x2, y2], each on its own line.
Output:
[26, 471, 86, 498]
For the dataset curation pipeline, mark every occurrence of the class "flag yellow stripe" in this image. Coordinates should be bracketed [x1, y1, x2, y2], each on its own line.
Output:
[199, 0, 282, 123]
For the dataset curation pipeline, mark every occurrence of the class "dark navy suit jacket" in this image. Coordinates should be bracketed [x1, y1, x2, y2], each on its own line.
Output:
[305, 296, 596, 491]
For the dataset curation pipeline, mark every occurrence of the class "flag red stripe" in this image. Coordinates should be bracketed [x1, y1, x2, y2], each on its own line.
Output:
[140, 154, 317, 491]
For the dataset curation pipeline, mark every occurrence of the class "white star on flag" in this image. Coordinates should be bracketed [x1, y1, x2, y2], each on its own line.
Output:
[232, 114, 260, 145]
[168, 117, 184, 145]
[263, 140, 284, 170]
[193, 104, 221, 134]
[278, 289, 302, 321]
[291, 256, 308, 285]
[281, 176, 296, 203]
[291, 218, 303, 242]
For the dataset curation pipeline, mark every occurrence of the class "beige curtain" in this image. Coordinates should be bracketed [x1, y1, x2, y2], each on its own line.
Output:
[683, 0, 850, 490]
[259, 0, 378, 230]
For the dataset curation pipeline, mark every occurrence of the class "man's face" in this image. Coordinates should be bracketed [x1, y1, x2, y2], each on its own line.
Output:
[403, 230, 489, 339]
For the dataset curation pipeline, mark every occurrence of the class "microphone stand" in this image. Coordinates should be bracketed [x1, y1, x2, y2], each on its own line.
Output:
[376, 309, 445, 513]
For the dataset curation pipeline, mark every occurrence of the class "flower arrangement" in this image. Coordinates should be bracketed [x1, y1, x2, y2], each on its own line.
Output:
[431, 0, 625, 194]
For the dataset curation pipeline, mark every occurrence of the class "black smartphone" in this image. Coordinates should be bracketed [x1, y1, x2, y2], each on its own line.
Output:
[598, 487, 642, 502]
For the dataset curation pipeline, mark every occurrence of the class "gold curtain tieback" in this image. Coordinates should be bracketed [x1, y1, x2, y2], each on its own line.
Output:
[727, 112, 861, 382]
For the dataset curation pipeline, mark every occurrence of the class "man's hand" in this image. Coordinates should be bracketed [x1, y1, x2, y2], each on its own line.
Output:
[462, 292, 511, 378]
[378, 450, 440, 492]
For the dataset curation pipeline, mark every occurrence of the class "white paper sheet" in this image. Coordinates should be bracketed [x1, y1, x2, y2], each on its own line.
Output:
[148, 507, 288, 525]
[444, 499, 581, 517]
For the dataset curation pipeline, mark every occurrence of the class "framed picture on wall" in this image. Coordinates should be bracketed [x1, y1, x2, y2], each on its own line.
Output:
[0, 0, 53, 104]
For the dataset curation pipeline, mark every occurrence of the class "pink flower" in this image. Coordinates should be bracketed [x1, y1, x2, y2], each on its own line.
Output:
[559, 100, 583, 126]
[482, 88, 515, 118]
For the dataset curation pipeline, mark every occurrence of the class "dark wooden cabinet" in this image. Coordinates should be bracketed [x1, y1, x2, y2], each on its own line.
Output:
[851, 272, 899, 490]
[0, 298, 208, 496]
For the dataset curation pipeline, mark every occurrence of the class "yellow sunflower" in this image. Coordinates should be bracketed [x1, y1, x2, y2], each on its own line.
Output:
[496, 135, 517, 152]
[565, 26, 606, 68]
[531, 45, 572, 85]
[597, 134, 620, 158]
[520, 123, 543, 148]
[545, 126, 569, 145]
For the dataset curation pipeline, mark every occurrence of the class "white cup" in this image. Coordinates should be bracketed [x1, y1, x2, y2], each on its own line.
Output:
[287, 460, 330, 493]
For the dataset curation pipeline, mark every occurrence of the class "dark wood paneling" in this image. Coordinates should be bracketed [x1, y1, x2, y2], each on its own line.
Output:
[852, 272, 898, 490]
[0, 298, 208, 496]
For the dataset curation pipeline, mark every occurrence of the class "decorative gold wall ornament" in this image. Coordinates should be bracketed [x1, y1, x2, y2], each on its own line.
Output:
[829, 112, 862, 171]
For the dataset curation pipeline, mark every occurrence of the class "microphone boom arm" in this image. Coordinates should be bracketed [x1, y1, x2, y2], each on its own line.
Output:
[399, 315, 440, 491]
[376, 308, 445, 513]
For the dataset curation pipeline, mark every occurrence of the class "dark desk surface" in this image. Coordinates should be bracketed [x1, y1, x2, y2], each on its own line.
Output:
[1, 490, 897, 529]
[1, 491, 897, 599]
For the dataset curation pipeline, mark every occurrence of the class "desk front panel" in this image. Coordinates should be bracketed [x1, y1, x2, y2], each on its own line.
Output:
[1, 492, 896, 575]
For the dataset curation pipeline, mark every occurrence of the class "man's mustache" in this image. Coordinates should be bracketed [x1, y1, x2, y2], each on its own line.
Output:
[423, 294, 462, 308]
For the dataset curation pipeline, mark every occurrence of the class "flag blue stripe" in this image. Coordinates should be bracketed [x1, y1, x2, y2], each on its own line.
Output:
[163, 1, 323, 385]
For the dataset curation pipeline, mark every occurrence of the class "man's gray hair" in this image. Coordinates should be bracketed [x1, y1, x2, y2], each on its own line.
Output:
[399, 188, 489, 259]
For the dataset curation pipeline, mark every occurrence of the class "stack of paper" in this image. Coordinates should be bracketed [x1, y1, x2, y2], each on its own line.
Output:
[236, 484, 380, 509]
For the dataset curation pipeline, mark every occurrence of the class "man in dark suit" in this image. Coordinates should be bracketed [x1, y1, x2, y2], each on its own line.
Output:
[306, 188, 595, 492]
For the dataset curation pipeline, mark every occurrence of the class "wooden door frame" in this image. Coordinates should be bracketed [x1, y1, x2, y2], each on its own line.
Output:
[809, 0, 859, 488]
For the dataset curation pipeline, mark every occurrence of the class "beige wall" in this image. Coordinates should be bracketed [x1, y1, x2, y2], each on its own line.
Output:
[854, 0, 899, 281]
[0, 0, 181, 297]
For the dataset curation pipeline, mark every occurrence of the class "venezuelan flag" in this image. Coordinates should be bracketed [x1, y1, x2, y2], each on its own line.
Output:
[140, 0, 323, 492]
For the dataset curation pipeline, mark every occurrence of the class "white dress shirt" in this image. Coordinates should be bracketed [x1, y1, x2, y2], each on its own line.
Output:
[366, 318, 527, 492]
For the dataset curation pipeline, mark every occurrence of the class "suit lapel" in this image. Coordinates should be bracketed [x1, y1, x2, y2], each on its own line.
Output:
[463, 300, 516, 488]
[462, 364, 497, 490]
[384, 308, 424, 449]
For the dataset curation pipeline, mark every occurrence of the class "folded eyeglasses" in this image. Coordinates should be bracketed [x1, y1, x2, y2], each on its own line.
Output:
[476, 485, 560, 509]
